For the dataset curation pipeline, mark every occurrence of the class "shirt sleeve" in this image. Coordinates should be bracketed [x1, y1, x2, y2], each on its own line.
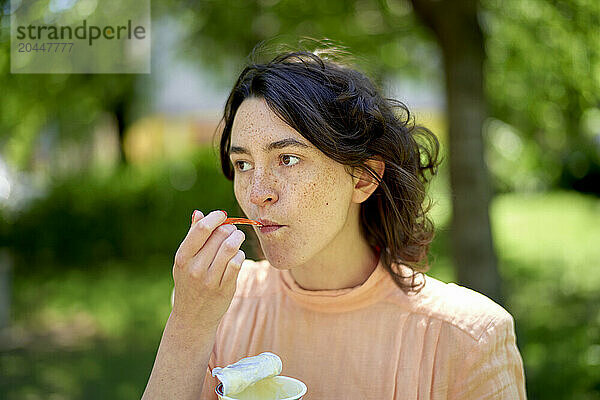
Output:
[450, 313, 527, 399]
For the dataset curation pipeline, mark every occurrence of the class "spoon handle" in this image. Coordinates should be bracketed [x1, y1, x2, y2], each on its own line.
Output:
[220, 217, 263, 227]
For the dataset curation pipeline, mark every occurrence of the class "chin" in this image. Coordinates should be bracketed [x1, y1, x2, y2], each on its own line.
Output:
[260, 248, 300, 270]
[261, 253, 290, 270]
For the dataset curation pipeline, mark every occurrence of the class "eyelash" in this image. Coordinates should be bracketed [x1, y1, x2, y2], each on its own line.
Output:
[233, 154, 300, 172]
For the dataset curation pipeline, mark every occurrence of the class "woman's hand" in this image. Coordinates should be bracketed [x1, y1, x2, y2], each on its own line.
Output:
[171, 210, 246, 329]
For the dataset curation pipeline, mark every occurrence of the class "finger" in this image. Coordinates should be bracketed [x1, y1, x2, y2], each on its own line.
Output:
[220, 250, 245, 288]
[176, 210, 227, 267]
[192, 223, 238, 268]
[205, 229, 245, 286]
[191, 210, 204, 225]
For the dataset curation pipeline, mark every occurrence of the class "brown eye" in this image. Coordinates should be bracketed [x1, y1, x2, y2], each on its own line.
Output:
[280, 155, 300, 167]
[234, 160, 251, 172]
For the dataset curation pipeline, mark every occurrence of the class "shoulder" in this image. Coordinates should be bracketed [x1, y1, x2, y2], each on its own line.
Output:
[232, 258, 282, 299]
[394, 276, 528, 398]
[401, 273, 515, 342]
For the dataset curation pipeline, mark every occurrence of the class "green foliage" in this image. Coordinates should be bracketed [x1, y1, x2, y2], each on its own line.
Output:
[482, 0, 600, 193]
[155, 0, 436, 87]
[1, 259, 173, 399]
[0, 146, 259, 271]
[491, 191, 600, 399]
[0, 1, 141, 169]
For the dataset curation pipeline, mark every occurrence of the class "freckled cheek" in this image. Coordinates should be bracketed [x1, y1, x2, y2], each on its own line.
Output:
[318, 173, 353, 222]
[290, 176, 342, 221]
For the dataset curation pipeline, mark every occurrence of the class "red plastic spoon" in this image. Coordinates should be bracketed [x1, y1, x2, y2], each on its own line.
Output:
[220, 217, 263, 227]
[216, 211, 263, 227]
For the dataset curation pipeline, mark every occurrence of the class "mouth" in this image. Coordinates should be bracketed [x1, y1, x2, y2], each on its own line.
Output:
[258, 225, 284, 234]
[257, 219, 286, 234]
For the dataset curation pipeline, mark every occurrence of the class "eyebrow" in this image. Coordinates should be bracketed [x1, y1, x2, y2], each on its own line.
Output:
[229, 138, 312, 156]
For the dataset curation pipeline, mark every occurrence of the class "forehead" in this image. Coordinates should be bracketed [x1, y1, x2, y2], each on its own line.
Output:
[230, 97, 310, 148]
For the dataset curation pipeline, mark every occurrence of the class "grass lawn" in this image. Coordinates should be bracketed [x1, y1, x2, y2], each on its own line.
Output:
[1, 190, 599, 399]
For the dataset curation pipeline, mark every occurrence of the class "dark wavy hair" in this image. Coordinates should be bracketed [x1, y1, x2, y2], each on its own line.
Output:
[217, 46, 443, 293]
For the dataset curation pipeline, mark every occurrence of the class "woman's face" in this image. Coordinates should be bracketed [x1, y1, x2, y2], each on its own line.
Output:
[229, 97, 358, 269]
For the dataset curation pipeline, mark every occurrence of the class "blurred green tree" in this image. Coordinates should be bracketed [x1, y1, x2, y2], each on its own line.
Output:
[483, 0, 600, 194]
[409, 0, 502, 302]
[0, 1, 140, 170]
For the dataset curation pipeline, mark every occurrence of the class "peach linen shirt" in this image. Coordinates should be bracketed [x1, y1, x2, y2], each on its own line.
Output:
[198, 257, 527, 399]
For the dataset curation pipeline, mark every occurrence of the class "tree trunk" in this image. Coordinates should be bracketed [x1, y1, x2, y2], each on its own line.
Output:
[114, 98, 129, 166]
[0, 248, 13, 331]
[411, 0, 503, 304]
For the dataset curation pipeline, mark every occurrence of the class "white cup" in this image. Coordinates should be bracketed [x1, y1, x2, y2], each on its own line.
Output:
[215, 376, 307, 400]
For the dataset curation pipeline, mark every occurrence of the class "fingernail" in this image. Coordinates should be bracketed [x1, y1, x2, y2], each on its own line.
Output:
[192, 210, 204, 225]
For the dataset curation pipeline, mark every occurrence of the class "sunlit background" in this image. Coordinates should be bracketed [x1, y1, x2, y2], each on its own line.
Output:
[1, 0, 599, 399]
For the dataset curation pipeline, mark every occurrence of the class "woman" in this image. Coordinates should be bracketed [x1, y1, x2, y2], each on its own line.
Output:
[142, 48, 527, 399]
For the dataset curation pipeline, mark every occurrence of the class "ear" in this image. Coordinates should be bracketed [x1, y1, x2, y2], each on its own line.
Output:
[351, 157, 385, 204]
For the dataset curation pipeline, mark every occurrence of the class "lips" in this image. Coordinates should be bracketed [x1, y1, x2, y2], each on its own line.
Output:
[258, 225, 283, 234]
[257, 219, 286, 234]
[258, 219, 284, 227]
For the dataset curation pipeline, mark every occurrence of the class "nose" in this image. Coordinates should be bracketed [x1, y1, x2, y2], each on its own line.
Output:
[249, 169, 279, 206]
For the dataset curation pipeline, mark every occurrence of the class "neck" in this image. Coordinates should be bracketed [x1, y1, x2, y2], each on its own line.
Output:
[289, 219, 380, 291]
